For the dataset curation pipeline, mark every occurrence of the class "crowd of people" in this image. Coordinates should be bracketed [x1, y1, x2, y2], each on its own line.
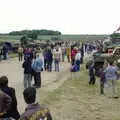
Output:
[0, 45, 9, 61]
[85, 41, 120, 99]
[0, 40, 85, 120]
[0, 39, 120, 119]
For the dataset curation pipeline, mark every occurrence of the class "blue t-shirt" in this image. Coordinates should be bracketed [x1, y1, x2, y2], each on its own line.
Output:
[32, 57, 43, 72]
[105, 66, 117, 80]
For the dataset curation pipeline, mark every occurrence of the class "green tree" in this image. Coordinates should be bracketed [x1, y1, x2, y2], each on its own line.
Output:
[20, 36, 28, 47]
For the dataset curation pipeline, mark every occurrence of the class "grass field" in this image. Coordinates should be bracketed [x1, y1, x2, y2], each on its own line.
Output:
[41, 65, 120, 120]
[0, 34, 109, 42]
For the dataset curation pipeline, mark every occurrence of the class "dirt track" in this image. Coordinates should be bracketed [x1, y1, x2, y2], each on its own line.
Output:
[0, 57, 71, 113]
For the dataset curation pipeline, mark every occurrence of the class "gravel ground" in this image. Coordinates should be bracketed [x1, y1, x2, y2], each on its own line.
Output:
[0, 57, 71, 113]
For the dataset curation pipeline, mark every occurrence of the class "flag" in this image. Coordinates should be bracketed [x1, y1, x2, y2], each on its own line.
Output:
[116, 25, 120, 31]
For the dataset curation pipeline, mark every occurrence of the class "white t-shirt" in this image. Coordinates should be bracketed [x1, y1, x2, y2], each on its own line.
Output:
[75, 52, 81, 60]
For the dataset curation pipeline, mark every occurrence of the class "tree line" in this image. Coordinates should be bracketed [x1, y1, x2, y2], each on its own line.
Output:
[9, 29, 61, 36]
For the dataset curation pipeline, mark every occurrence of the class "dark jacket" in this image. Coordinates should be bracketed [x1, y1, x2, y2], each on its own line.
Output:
[0, 87, 20, 120]
[0, 90, 11, 116]
[22, 59, 32, 74]
[89, 65, 95, 76]
[19, 103, 52, 120]
[47, 51, 53, 62]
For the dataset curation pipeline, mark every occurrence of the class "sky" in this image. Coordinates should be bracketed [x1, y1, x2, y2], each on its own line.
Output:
[0, 0, 120, 34]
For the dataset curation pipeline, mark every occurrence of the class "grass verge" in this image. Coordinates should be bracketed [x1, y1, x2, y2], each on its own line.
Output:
[41, 68, 120, 120]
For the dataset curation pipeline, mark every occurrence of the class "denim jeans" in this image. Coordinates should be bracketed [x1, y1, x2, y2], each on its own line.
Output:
[33, 71, 41, 87]
[75, 60, 81, 71]
[54, 59, 60, 72]
[24, 74, 32, 88]
[105, 79, 118, 97]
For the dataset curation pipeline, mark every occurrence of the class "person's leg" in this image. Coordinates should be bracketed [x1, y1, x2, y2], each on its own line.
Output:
[112, 79, 118, 98]
[89, 76, 92, 85]
[33, 71, 37, 86]
[46, 60, 49, 71]
[3, 54, 6, 60]
[71, 59, 74, 65]
[36, 72, 41, 87]
[18, 53, 20, 61]
[100, 81, 104, 94]
[20, 53, 22, 61]
[76, 60, 80, 71]
[81, 56, 83, 64]
[28, 74, 32, 87]
[54, 59, 57, 71]
[93, 75, 96, 85]
[24, 74, 28, 89]
[49, 61, 52, 72]
[44, 59, 47, 71]
[0, 55, 1, 61]
[67, 55, 70, 62]
[62, 53, 64, 62]
[5, 53, 7, 60]
[57, 61, 60, 72]
[21, 53, 23, 61]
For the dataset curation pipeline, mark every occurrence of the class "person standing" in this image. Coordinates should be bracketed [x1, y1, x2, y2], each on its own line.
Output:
[0, 76, 20, 119]
[32, 55, 43, 88]
[47, 49, 53, 72]
[81, 45, 84, 64]
[61, 44, 66, 62]
[43, 49, 48, 71]
[105, 61, 118, 98]
[19, 87, 52, 120]
[53, 48, 61, 72]
[0, 48, 2, 61]
[22, 57, 32, 89]
[66, 45, 71, 63]
[2, 45, 8, 60]
[99, 67, 105, 95]
[89, 62, 96, 85]
[18, 46, 23, 61]
[75, 49, 81, 71]
[71, 47, 78, 65]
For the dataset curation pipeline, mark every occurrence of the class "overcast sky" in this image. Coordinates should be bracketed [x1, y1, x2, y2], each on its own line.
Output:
[0, 0, 120, 34]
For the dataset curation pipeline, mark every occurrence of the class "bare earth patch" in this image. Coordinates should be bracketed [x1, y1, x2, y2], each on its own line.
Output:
[0, 58, 71, 113]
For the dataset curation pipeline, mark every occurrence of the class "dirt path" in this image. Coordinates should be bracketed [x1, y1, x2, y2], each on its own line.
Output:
[0, 57, 71, 113]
